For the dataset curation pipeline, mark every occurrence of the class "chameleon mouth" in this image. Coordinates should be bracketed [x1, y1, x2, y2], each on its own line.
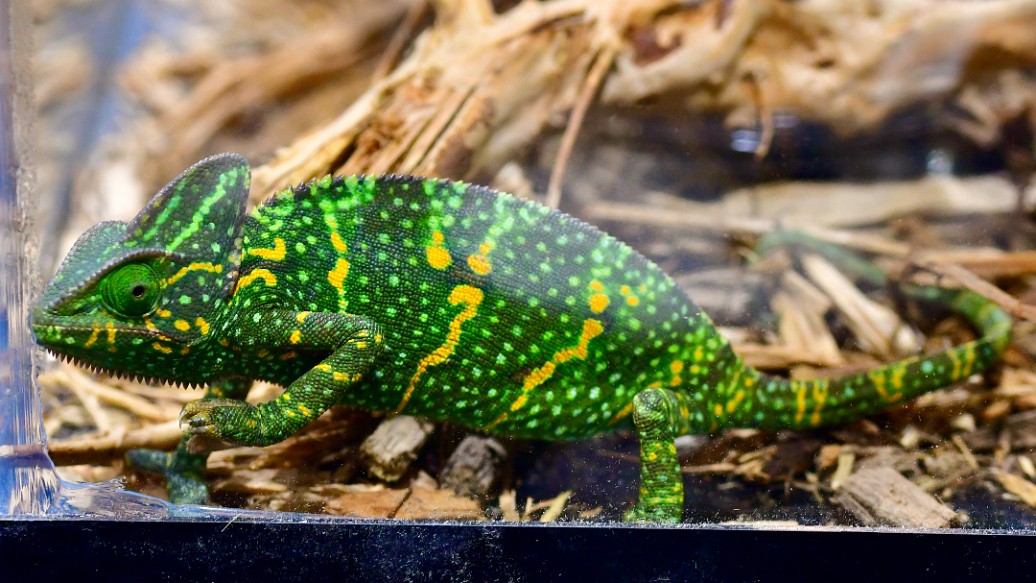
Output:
[32, 320, 189, 346]
[43, 349, 205, 389]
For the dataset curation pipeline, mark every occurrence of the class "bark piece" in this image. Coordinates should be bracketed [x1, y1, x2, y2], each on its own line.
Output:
[394, 485, 485, 521]
[440, 435, 507, 500]
[835, 467, 958, 528]
[359, 415, 435, 482]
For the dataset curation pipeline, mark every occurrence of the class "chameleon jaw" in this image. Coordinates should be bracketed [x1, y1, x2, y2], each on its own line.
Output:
[41, 348, 206, 389]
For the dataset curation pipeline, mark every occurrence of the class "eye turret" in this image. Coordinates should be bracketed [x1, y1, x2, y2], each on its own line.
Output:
[100, 263, 161, 317]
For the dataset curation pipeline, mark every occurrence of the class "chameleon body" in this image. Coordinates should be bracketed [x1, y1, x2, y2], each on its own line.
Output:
[32, 154, 1012, 522]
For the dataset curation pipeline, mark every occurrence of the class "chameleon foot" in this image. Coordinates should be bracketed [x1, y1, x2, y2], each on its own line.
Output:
[180, 398, 265, 448]
[125, 446, 209, 504]
[623, 501, 681, 524]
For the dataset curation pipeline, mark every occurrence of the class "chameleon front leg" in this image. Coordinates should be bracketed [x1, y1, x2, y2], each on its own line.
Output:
[180, 310, 382, 448]
[624, 387, 699, 523]
[126, 378, 251, 504]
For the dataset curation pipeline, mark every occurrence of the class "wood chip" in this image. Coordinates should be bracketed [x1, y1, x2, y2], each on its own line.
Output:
[801, 253, 920, 359]
[994, 471, 1036, 507]
[440, 435, 507, 500]
[359, 415, 435, 482]
[771, 272, 843, 366]
[830, 451, 855, 491]
[322, 484, 409, 519]
[836, 467, 958, 528]
[394, 484, 485, 521]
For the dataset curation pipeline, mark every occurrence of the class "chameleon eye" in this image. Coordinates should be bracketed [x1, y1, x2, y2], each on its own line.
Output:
[101, 263, 161, 317]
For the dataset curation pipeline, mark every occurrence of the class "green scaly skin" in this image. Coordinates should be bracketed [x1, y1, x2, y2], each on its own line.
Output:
[32, 154, 1013, 522]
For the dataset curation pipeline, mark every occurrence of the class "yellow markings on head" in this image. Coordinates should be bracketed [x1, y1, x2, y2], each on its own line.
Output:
[590, 281, 604, 292]
[156, 309, 172, 318]
[467, 241, 495, 276]
[328, 258, 350, 290]
[195, 317, 210, 335]
[285, 410, 297, 418]
[810, 380, 830, 426]
[174, 319, 191, 332]
[330, 232, 347, 254]
[167, 262, 222, 285]
[152, 342, 173, 354]
[626, 295, 640, 306]
[426, 230, 452, 270]
[296, 311, 311, 323]
[396, 284, 484, 413]
[713, 404, 723, 417]
[289, 330, 302, 344]
[298, 404, 313, 418]
[179, 346, 190, 355]
[249, 237, 286, 261]
[280, 393, 292, 402]
[315, 363, 333, 372]
[84, 325, 100, 348]
[143, 317, 158, 332]
[487, 318, 605, 429]
[234, 269, 277, 294]
[693, 345, 703, 362]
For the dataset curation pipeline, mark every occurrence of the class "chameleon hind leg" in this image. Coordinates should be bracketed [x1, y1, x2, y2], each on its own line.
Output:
[126, 378, 251, 504]
[624, 387, 699, 523]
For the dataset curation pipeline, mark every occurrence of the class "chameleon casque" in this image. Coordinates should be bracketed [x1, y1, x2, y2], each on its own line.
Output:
[32, 153, 1012, 522]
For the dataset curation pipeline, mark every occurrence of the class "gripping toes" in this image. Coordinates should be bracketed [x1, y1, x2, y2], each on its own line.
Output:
[180, 398, 266, 448]
[125, 442, 210, 504]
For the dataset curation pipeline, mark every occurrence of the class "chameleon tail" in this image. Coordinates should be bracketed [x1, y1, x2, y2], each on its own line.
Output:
[737, 233, 1012, 431]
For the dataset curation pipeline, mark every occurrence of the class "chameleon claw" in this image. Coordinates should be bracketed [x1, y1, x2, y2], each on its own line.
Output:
[179, 398, 264, 448]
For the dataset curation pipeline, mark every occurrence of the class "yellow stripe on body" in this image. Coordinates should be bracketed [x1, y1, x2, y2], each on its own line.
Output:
[395, 285, 484, 413]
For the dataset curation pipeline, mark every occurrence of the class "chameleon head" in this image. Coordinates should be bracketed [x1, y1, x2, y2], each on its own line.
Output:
[32, 153, 252, 384]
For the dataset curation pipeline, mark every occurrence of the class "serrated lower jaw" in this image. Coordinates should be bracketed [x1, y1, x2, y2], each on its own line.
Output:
[43, 349, 204, 389]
